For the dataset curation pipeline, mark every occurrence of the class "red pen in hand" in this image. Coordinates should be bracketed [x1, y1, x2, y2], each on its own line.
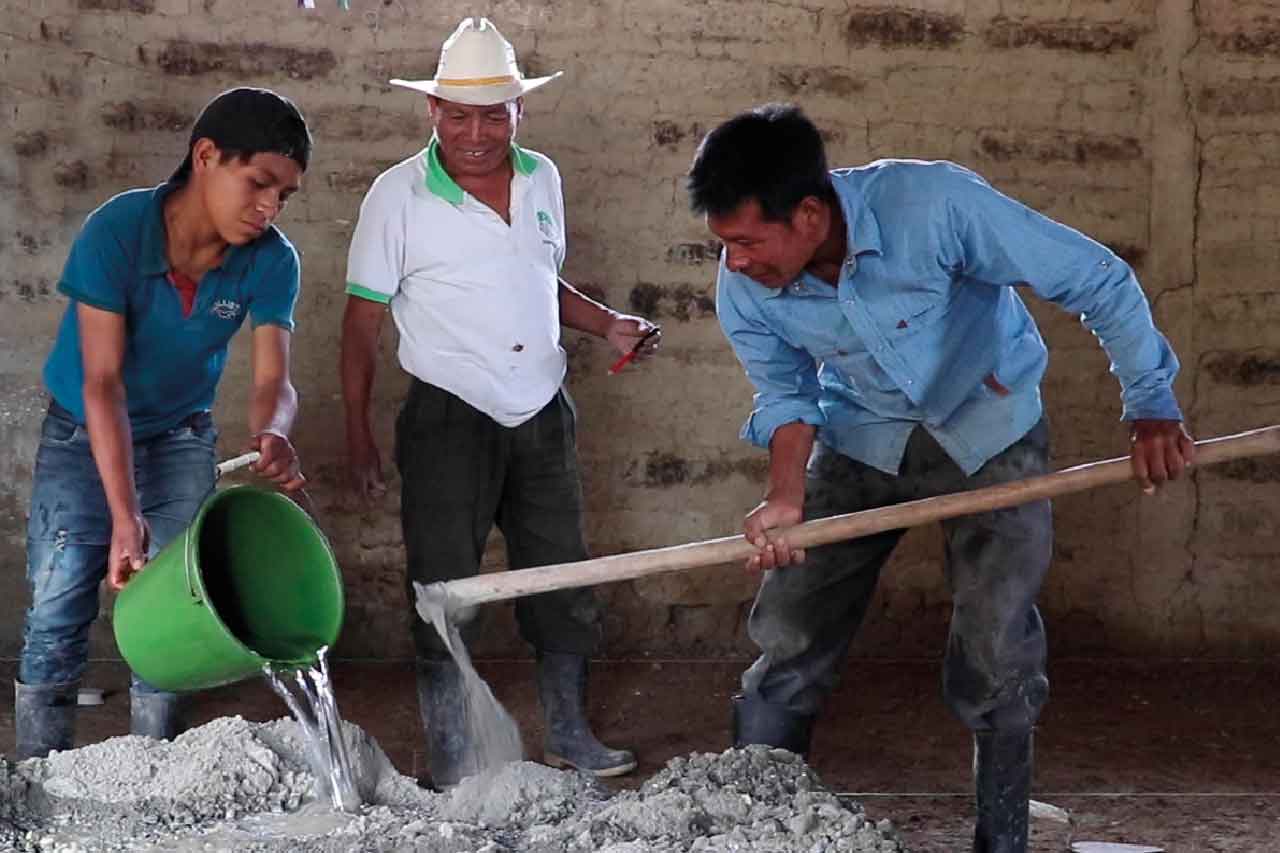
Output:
[608, 326, 661, 375]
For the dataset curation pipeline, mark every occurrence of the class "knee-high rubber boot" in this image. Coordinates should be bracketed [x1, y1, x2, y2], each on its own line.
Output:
[973, 730, 1033, 853]
[416, 660, 478, 789]
[130, 689, 183, 741]
[537, 652, 635, 777]
[730, 692, 815, 757]
[14, 679, 77, 760]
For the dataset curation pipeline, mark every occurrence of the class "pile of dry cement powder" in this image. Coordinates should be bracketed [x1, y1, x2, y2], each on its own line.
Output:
[1, 716, 906, 852]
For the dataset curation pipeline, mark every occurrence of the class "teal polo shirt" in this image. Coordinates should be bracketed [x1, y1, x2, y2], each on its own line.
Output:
[43, 183, 301, 439]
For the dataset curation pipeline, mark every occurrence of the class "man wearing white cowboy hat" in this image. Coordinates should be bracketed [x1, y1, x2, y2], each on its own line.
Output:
[340, 17, 657, 787]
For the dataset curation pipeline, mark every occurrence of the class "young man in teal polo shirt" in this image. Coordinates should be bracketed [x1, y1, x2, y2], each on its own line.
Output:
[15, 88, 313, 760]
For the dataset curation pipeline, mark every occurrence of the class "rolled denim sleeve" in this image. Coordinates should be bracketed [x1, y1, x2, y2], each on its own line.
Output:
[937, 164, 1182, 422]
[716, 264, 825, 448]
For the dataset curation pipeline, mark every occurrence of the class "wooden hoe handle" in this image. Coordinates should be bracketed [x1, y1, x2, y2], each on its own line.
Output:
[436, 426, 1280, 611]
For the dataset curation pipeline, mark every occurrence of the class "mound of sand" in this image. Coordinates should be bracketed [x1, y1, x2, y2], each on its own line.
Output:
[2, 717, 905, 852]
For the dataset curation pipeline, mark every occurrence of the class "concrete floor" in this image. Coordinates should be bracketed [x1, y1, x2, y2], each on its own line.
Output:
[3, 658, 1279, 852]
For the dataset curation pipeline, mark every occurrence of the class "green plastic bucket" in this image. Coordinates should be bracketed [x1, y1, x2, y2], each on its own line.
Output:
[113, 485, 344, 692]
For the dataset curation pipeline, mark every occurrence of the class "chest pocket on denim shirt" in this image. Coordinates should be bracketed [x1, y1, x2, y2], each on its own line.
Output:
[890, 290, 951, 335]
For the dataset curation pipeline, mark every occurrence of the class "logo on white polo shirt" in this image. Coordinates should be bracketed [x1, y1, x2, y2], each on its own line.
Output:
[211, 299, 242, 320]
[536, 210, 557, 243]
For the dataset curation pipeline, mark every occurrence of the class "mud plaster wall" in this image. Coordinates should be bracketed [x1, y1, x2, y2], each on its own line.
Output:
[1, 0, 1278, 662]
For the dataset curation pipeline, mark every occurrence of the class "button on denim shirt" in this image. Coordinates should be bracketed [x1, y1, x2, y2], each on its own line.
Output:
[716, 160, 1182, 476]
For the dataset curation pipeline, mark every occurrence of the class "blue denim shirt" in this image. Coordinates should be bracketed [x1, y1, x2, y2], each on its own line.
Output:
[716, 160, 1182, 476]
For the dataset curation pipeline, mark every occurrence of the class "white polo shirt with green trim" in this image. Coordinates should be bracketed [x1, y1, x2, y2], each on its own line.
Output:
[346, 139, 568, 427]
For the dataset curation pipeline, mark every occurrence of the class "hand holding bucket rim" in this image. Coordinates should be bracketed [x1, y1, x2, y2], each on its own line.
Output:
[108, 451, 264, 592]
[114, 485, 345, 692]
[215, 449, 325, 538]
[111, 451, 298, 591]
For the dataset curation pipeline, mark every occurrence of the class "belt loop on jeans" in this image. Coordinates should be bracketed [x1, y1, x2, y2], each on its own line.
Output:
[183, 410, 213, 429]
[47, 399, 77, 422]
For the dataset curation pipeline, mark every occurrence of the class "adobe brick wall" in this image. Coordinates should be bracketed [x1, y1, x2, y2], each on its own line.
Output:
[1, 0, 1276, 661]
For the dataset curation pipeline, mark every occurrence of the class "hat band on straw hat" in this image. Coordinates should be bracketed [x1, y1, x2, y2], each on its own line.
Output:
[436, 75, 518, 86]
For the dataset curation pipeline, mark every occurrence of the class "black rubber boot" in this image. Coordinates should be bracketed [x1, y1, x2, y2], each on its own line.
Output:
[130, 689, 183, 741]
[973, 730, 1033, 853]
[14, 679, 77, 760]
[731, 692, 815, 757]
[416, 661, 479, 789]
[537, 652, 636, 777]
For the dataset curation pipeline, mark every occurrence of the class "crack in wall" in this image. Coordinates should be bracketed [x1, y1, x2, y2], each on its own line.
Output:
[1180, 0, 1206, 652]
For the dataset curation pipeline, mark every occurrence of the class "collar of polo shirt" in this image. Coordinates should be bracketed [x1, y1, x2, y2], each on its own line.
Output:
[422, 136, 540, 205]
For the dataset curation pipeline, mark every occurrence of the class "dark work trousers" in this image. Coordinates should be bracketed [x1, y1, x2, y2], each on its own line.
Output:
[743, 419, 1053, 733]
[395, 380, 601, 662]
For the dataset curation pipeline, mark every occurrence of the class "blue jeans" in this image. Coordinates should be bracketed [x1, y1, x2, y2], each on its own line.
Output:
[19, 402, 217, 693]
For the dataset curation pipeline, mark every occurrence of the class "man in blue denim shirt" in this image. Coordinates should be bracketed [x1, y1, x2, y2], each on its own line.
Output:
[688, 104, 1195, 853]
[15, 89, 312, 760]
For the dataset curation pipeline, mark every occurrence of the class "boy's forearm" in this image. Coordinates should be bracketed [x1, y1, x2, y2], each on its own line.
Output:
[82, 378, 139, 523]
[249, 378, 298, 438]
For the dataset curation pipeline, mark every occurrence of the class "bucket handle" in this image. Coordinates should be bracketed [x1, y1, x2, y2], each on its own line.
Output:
[216, 451, 261, 479]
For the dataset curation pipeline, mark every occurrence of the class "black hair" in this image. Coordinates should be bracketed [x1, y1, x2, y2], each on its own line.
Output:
[687, 103, 833, 222]
[171, 87, 312, 183]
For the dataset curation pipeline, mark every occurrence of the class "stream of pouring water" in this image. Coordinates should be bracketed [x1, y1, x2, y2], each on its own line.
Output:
[413, 581, 524, 782]
[264, 646, 361, 812]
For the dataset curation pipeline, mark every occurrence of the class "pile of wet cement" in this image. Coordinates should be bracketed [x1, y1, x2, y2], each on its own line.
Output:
[1, 716, 905, 852]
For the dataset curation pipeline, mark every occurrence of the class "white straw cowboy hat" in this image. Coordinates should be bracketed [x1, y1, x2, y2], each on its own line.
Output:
[389, 17, 561, 106]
